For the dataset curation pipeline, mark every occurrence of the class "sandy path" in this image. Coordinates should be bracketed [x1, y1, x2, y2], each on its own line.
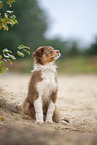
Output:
[0, 73, 97, 144]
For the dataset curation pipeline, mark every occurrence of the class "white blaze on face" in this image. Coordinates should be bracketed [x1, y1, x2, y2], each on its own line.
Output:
[54, 50, 61, 60]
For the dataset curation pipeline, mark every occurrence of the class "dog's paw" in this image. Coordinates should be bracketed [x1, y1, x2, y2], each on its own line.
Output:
[45, 119, 53, 124]
[45, 121, 54, 124]
[36, 119, 43, 125]
[36, 121, 44, 125]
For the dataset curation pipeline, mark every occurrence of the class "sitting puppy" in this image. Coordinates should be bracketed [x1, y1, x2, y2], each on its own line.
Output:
[23, 46, 61, 123]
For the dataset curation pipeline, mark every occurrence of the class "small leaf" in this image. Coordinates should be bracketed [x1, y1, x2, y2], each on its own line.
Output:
[10, 14, 16, 19]
[17, 51, 24, 57]
[26, 51, 30, 55]
[18, 45, 24, 50]
[7, 53, 16, 60]
[23, 46, 30, 49]
[7, 59, 13, 65]
[7, 19, 15, 25]
[7, 0, 15, 7]
[12, 19, 18, 24]
[0, 61, 4, 66]
[0, 1, 3, 9]
[3, 48, 12, 53]
[0, 55, 2, 59]
[4, 13, 8, 18]
[0, 69, 5, 75]
[2, 23, 8, 31]
[0, 117, 4, 120]
[3, 53, 9, 58]
[6, 10, 13, 13]
[3, 67, 8, 71]
[0, 17, 3, 22]
[23, 49, 30, 55]
[18, 45, 30, 50]
[3, 59, 8, 63]
[0, 24, 2, 30]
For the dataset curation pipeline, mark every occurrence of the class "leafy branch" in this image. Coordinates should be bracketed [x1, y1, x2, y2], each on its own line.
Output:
[0, 0, 30, 75]
[0, 45, 30, 75]
[0, 10, 18, 31]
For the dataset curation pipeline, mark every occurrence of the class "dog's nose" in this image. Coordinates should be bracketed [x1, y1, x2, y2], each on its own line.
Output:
[55, 50, 60, 54]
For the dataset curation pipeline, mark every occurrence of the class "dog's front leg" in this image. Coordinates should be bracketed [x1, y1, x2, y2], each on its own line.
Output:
[34, 96, 43, 123]
[46, 101, 55, 123]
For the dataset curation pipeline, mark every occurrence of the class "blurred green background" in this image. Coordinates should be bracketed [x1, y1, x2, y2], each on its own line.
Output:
[0, 0, 97, 74]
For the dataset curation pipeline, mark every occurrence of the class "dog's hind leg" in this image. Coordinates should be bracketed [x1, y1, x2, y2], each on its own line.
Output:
[23, 99, 35, 120]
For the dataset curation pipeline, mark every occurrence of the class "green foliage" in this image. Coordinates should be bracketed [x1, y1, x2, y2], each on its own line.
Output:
[0, 0, 48, 53]
[57, 56, 97, 74]
[0, 0, 17, 31]
[86, 37, 97, 55]
[0, 1, 3, 9]
[0, 45, 30, 75]
[0, 0, 30, 75]
[6, 0, 15, 7]
[66, 41, 81, 57]
[42, 37, 68, 58]
[0, 0, 97, 76]
[0, 60, 8, 75]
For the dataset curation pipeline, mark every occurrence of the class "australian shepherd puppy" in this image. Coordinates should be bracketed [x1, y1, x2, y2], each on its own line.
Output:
[23, 46, 61, 123]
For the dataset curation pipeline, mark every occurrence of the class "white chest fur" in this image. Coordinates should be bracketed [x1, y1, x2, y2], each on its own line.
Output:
[41, 70, 57, 99]
[34, 62, 57, 101]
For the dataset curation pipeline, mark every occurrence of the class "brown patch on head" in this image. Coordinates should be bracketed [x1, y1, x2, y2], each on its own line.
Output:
[33, 46, 60, 65]
[33, 47, 44, 60]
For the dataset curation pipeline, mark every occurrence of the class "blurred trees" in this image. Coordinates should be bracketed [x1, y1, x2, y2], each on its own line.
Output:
[63, 40, 81, 57]
[0, 0, 48, 53]
[0, 0, 30, 75]
[0, 0, 82, 58]
[86, 37, 97, 55]
[0, 0, 97, 59]
[42, 37, 68, 58]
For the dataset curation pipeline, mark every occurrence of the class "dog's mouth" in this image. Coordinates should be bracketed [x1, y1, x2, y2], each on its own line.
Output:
[54, 50, 61, 60]
[54, 54, 60, 60]
[50, 50, 61, 60]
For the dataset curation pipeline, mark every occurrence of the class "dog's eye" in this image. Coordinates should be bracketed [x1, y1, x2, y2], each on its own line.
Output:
[45, 50, 49, 55]
[50, 51, 53, 54]
[45, 49, 53, 56]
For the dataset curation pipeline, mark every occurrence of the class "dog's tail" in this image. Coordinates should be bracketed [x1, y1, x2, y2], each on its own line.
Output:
[53, 107, 60, 123]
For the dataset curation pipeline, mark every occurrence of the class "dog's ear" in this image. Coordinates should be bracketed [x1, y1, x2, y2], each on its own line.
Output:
[33, 47, 44, 59]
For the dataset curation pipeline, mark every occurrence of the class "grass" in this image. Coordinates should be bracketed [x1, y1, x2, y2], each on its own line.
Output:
[6, 58, 34, 74]
[57, 56, 97, 74]
[6, 55, 97, 74]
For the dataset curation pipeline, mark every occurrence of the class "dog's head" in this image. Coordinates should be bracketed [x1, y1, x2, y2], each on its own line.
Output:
[33, 46, 60, 65]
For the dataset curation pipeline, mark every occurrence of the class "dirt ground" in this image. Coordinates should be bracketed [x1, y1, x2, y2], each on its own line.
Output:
[0, 73, 97, 145]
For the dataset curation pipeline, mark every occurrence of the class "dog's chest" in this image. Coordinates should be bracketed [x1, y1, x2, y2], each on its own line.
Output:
[37, 70, 57, 100]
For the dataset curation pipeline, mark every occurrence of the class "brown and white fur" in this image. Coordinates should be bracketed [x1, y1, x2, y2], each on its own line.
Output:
[23, 46, 61, 123]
